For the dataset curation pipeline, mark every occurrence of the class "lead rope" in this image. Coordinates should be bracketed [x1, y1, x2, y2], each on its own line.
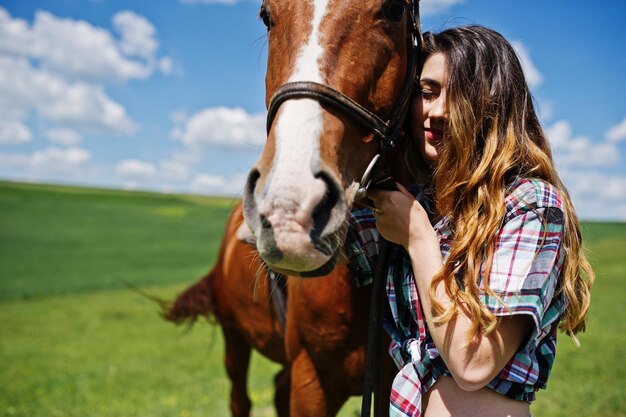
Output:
[359, 148, 398, 417]
[360, 236, 391, 417]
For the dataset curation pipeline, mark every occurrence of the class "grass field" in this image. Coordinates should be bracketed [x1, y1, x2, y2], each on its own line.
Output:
[1, 181, 624, 417]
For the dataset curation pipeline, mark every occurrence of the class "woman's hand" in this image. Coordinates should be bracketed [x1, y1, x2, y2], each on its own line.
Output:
[367, 183, 437, 249]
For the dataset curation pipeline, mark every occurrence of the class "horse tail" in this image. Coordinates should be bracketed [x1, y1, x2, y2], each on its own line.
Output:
[162, 202, 242, 326]
[162, 269, 219, 325]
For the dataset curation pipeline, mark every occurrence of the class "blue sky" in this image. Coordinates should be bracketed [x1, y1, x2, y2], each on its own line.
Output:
[1, 0, 625, 220]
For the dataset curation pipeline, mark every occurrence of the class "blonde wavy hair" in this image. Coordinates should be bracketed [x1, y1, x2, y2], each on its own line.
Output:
[419, 26, 594, 344]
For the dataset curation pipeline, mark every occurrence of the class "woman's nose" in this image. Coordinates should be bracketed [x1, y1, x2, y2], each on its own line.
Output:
[430, 93, 447, 120]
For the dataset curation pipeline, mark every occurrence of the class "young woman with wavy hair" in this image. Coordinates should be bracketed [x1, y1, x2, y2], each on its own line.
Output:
[367, 25, 594, 416]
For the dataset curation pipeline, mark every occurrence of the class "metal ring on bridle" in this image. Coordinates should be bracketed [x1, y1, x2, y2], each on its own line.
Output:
[355, 154, 382, 200]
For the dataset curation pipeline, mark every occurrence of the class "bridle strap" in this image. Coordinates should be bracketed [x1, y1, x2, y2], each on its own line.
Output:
[267, 81, 390, 140]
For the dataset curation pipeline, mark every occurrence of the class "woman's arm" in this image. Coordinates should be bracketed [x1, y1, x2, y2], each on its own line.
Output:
[369, 186, 533, 391]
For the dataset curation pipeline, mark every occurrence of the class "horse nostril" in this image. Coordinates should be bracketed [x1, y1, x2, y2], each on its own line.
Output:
[243, 167, 263, 232]
[310, 171, 340, 244]
[260, 215, 271, 229]
[245, 168, 260, 201]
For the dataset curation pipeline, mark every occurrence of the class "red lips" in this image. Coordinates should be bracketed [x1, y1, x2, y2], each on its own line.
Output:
[424, 128, 444, 143]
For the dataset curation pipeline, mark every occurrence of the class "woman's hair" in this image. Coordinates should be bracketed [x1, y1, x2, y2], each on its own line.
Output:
[420, 25, 594, 344]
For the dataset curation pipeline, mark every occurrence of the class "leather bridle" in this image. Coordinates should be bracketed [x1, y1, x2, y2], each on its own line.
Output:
[265, 0, 423, 196]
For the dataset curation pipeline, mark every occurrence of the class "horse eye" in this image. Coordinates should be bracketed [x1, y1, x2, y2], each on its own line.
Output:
[259, 5, 273, 30]
[382, 0, 406, 22]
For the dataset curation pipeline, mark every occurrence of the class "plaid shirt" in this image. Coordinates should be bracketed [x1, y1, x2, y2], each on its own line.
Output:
[346, 178, 567, 416]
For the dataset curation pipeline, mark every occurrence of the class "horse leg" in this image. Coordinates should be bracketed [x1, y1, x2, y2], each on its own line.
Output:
[289, 349, 329, 417]
[274, 366, 290, 417]
[223, 327, 252, 417]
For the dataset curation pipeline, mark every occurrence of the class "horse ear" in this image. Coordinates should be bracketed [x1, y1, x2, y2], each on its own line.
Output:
[413, 0, 425, 50]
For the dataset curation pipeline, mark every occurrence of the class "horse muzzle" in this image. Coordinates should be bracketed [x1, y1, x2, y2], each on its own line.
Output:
[243, 165, 350, 275]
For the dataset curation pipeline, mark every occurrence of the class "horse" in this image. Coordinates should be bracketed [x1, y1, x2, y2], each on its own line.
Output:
[239, 0, 425, 415]
[167, 0, 426, 415]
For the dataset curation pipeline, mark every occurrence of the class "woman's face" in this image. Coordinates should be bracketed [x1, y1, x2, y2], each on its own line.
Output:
[410, 52, 449, 162]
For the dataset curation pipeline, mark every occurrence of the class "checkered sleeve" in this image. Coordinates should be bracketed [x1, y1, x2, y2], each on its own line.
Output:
[479, 180, 565, 338]
[345, 208, 380, 287]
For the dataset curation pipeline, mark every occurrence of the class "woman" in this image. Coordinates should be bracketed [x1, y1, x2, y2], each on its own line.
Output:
[367, 26, 594, 416]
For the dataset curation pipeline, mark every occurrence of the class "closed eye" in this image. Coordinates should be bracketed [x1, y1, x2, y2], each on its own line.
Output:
[420, 90, 438, 100]
[381, 0, 407, 21]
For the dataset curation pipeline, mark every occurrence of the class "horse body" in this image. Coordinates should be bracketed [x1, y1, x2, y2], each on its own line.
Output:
[286, 267, 394, 416]
[165, 203, 289, 417]
[166, 202, 393, 417]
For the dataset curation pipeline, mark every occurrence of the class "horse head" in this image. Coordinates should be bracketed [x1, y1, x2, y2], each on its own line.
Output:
[244, 0, 422, 275]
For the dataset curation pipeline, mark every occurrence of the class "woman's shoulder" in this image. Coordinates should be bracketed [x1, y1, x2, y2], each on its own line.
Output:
[504, 177, 564, 219]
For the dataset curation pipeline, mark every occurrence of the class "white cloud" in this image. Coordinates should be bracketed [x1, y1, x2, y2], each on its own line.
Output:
[189, 172, 246, 196]
[115, 159, 157, 179]
[420, 0, 465, 16]
[511, 41, 543, 89]
[122, 180, 140, 191]
[159, 160, 189, 181]
[0, 8, 164, 82]
[46, 128, 82, 146]
[0, 152, 29, 167]
[31, 147, 90, 170]
[190, 173, 225, 190]
[112, 11, 158, 61]
[560, 170, 626, 221]
[159, 57, 173, 75]
[172, 107, 266, 149]
[543, 119, 626, 220]
[0, 8, 164, 142]
[0, 55, 138, 135]
[0, 120, 32, 145]
[547, 120, 619, 167]
[0, 146, 91, 173]
[0, 7, 174, 189]
[536, 100, 554, 123]
[606, 116, 626, 143]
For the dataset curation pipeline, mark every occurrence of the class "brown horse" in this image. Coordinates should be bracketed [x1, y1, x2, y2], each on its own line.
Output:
[240, 1, 424, 414]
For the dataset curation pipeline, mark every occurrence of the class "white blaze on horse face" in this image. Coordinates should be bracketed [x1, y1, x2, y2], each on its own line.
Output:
[260, 0, 330, 251]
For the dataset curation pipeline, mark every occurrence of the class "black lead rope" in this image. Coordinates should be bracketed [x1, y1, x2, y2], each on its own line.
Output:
[360, 236, 392, 417]
[359, 147, 399, 417]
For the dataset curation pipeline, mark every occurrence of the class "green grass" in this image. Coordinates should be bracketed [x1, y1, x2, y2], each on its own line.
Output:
[530, 220, 626, 417]
[0, 181, 237, 300]
[0, 285, 281, 417]
[0, 181, 624, 416]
